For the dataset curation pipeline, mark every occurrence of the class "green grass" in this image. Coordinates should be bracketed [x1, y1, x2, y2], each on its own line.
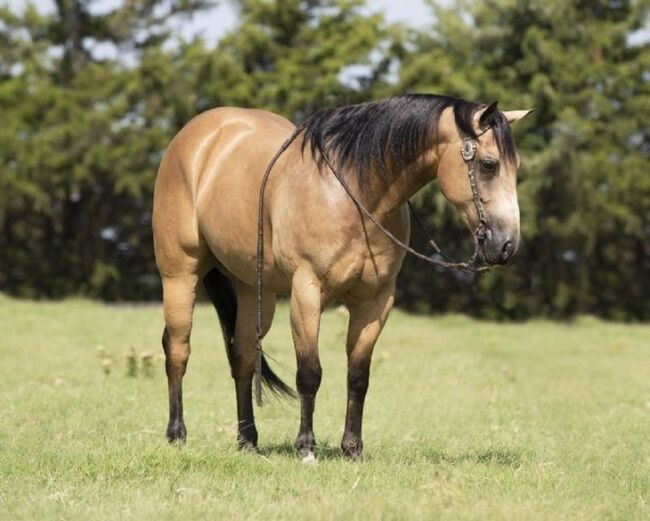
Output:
[0, 294, 648, 520]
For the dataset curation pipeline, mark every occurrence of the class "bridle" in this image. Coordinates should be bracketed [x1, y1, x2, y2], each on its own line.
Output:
[460, 129, 491, 267]
[252, 124, 493, 405]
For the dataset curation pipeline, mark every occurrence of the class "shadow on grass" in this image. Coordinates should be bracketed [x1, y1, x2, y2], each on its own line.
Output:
[258, 441, 345, 461]
[257, 441, 526, 467]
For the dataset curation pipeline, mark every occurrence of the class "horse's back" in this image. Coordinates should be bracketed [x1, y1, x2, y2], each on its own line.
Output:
[157, 107, 294, 196]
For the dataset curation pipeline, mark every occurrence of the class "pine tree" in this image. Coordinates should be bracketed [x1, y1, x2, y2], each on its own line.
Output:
[178, 0, 396, 118]
[0, 0, 214, 298]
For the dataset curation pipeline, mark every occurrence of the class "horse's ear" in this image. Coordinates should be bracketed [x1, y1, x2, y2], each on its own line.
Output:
[477, 100, 499, 129]
[502, 108, 535, 125]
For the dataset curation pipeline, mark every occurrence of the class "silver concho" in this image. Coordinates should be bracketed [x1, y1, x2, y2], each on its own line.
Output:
[461, 138, 476, 162]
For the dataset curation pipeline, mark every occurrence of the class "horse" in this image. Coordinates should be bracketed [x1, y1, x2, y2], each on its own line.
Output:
[152, 94, 532, 461]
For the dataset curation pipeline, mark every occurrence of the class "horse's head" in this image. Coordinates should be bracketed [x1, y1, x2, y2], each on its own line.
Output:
[436, 102, 533, 266]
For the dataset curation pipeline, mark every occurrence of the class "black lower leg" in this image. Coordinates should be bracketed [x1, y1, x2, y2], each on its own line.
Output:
[341, 363, 370, 460]
[163, 328, 187, 443]
[295, 394, 317, 457]
[294, 359, 322, 457]
[236, 378, 258, 450]
[166, 380, 187, 443]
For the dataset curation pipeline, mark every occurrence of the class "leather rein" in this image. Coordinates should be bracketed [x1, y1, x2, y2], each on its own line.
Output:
[253, 124, 492, 405]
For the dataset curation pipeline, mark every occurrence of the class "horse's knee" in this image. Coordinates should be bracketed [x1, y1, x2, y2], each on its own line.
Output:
[296, 357, 322, 396]
[347, 362, 370, 397]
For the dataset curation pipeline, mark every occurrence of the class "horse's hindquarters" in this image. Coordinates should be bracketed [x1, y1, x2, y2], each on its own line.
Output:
[154, 107, 295, 288]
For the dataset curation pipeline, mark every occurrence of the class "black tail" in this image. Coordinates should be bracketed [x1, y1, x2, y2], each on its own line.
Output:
[202, 268, 296, 400]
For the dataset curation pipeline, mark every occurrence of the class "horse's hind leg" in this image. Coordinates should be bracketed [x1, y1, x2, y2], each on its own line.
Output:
[160, 271, 200, 443]
[154, 148, 206, 443]
[230, 282, 277, 450]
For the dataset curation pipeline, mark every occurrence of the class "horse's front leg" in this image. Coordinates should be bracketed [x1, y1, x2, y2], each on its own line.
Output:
[342, 283, 395, 460]
[290, 267, 323, 462]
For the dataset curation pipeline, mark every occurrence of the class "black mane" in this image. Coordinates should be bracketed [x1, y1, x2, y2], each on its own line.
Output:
[300, 94, 517, 183]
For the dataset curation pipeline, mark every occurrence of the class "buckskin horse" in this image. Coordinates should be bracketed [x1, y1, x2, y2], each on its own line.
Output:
[152, 94, 532, 461]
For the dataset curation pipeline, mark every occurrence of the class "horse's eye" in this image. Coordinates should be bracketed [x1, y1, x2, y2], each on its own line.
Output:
[480, 159, 498, 176]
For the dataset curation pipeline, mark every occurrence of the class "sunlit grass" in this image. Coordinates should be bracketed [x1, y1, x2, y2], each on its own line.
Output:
[0, 294, 648, 520]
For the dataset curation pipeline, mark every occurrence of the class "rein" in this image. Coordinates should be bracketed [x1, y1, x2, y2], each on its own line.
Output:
[253, 125, 491, 405]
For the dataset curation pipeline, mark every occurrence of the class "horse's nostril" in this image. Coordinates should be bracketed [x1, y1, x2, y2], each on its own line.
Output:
[501, 240, 513, 261]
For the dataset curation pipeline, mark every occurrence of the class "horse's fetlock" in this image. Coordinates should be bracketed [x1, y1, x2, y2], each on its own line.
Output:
[237, 426, 258, 451]
[295, 430, 316, 456]
[341, 432, 363, 460]
[166, 419, 187, 444]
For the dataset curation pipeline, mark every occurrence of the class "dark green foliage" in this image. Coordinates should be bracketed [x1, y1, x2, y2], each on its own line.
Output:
[0, 0, 647, 319]
[0, 0, 216, 299]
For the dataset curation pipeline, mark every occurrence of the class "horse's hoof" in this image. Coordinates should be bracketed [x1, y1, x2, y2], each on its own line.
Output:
[341, 434, 363, 461]
[295, 432, 316, 459]
[343, 449, 363, 462]
[301, 451, 318, 465]
[238, 439, 258, 453]
[166, 421, 187, 444]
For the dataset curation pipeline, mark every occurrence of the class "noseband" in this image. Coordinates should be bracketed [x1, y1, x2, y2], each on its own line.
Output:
[252, 125, 491, 404]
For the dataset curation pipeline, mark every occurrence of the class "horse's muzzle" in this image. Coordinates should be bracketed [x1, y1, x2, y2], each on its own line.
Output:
[481, 230, 519, 266]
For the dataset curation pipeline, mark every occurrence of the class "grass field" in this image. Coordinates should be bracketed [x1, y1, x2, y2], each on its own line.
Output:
[0, 294, 648, 520]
